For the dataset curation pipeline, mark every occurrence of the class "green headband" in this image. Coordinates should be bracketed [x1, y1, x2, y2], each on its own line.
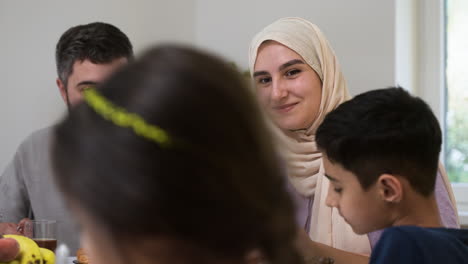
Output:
[83, 88, 171, 147]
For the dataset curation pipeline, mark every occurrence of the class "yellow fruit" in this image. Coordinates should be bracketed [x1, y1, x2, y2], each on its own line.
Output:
[0, 261, 19, 264]
[39, 248, 55, 264]
[3, 235, 42, 264]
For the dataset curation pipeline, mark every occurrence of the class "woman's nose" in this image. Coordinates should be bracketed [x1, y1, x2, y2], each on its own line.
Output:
[271, 80, 287, 100]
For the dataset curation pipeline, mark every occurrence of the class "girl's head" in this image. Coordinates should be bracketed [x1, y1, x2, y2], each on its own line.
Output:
[249, 17, 349, 134]
[52, 46, 301, 264]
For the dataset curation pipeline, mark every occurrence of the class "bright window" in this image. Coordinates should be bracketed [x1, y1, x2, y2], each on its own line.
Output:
[445, 0, 468, 183]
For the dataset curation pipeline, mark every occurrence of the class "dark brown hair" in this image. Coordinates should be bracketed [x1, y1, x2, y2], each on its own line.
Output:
[55, 22, 133, 87]
[317, 87, 441, 196]
[52, 45, 302, 264]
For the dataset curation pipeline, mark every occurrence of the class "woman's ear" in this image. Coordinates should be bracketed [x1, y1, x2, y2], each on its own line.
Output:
[377, 174, 402, 204]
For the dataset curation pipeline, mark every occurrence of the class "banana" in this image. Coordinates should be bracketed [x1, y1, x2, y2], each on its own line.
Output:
[39, 248, 55, 264]
[0, 235, 55, 264]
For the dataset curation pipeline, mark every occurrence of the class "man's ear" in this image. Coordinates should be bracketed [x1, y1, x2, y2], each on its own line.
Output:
[377, 174, 403, 203]
[56, 78, 68, 103]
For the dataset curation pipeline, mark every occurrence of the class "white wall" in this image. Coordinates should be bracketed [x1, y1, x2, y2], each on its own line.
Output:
[395, 0, 420, 94]
[0, 0, 196, 171]
[194, 0, 396, 96]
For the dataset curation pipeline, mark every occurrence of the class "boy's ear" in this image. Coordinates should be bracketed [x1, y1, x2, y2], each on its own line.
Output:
[377, 174, 403, 204]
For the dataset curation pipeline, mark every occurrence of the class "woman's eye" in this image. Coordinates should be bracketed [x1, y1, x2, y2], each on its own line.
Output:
[257, 77, 271, 84]
[285, 69, 301, 77]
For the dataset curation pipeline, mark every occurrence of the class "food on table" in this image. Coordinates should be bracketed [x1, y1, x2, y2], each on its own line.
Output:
[0, 234, 55, 264]
[76, 248, 89, 264]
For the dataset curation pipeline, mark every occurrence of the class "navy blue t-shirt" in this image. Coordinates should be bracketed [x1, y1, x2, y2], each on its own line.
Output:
[370, 226, 468, 264]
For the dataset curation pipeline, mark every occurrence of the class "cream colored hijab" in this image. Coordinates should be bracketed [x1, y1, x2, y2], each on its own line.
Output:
[249, 17, 371, 254]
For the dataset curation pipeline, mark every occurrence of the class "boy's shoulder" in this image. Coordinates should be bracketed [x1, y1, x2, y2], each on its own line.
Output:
[370, 226, 468, 264]
[383, 225, 468, 239]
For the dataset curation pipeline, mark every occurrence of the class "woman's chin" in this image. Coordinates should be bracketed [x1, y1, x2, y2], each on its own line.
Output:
[273, 119, 303, 131]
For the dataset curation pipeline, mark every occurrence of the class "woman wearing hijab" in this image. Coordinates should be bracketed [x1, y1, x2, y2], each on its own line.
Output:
[249, 17, 459, 263]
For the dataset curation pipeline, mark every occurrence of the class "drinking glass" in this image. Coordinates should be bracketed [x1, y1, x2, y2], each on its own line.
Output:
[24, 220, 57, 251]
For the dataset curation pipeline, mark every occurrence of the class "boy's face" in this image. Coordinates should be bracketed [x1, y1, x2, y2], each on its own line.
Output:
[323, 155, 391, 235]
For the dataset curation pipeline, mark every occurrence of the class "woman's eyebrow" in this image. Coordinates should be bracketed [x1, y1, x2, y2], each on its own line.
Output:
[278, 59, 305, 71]
[253, 70, 269, 77]
[253, 59, 305, 77]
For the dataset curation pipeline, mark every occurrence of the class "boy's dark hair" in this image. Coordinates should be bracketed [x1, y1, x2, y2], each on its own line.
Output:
[316, 87, 441, 196]
[52, 46, 301, 264]
[55, 22, 133, 87]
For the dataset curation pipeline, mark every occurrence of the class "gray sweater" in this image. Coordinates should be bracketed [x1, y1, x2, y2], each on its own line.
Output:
[0, 126, 79, 252]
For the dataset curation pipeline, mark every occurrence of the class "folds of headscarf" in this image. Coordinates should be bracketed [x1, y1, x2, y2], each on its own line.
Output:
[249, 17, 371, 254]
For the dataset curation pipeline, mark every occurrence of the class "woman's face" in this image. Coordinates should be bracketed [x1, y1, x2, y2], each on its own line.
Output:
[253, 41, 322, 131]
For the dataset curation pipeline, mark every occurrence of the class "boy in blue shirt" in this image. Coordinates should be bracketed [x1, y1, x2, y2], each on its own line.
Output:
[315, 87, 468, 263]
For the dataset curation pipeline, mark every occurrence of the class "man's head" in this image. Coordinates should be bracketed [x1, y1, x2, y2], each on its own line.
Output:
[55, 22, 133, 107]
[316, 87, 442, 234]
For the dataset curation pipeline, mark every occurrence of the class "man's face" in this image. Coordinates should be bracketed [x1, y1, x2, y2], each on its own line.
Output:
[323, 155, 391, 235]
[57, 57, 128, 107]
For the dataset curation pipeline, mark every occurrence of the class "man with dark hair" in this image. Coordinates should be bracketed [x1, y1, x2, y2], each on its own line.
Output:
[0, 22, 133, 251]
[315, 87, 468, 263]
[55, 22, 133, 107]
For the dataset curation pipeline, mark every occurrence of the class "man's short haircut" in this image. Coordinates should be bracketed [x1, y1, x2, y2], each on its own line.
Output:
[55, 22, 133, 86]
[316, 87, 442, 196]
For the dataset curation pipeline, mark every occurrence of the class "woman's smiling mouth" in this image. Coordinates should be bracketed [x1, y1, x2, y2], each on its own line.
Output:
[273, 102, 298, 113]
